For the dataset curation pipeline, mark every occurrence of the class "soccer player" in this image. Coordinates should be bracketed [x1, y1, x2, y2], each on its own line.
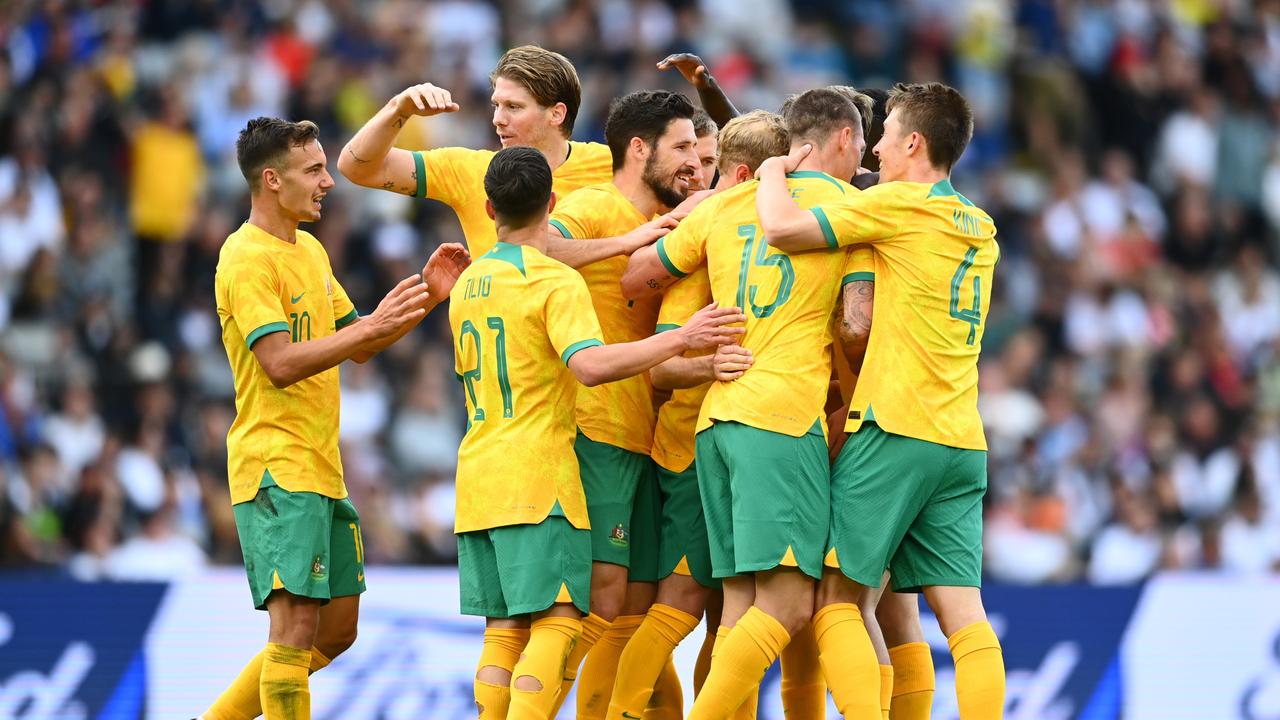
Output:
[690, 109, 720, 191]
[451, 145, 743, 719]
[542, 89, 700, 719]
[202, 117, 468, 720]
[338, 45, 671, 267]
[606, 109, 789, 720]
[619, 88, 876, 720]
[755, 82, 1006, 720]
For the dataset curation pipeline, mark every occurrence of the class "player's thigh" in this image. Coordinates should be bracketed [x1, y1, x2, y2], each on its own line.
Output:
[827, 424, 943, 588]
[628, 460, 662, 583]
[492, 516, 592, 617]
[694, 427, 737, 581]
[721, 420, 830, 580]
[575, 432, 647, 567]
[233, 484, 335, 611]
[889, 446, 987, 594]
[315, 594, 360, 659]
[656, 462, 719, 591]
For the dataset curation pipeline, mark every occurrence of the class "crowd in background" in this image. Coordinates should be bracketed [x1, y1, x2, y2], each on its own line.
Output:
[1, 0, 1279, 584]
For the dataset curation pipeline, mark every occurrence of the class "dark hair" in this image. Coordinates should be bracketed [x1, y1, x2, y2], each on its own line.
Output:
[484, 146, 553, 227]
[236, 117, 321, 192]
[692, 108, 718, 138]
[781, 88, 863, 146]
[603, 90, 696, 171]
[886, 82, 973, 171]
[490, 46, 582, 138]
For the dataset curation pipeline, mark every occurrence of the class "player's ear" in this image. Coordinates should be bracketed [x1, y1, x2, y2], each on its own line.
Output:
[485, 198, 497, 220]
[547, 191, 557, 215]
[548, 102, 567, 129]
[629, 136, 648, 163]
[735, 163, 752, 183]
[841, 125, 854, 150]
[261, 167, 281, 192]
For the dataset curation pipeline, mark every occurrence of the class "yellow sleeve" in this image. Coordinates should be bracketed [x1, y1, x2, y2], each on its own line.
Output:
[415, 147, 484, 206]
[840, 245, 875, 286]
[656, 270, 711, 330]
[811, 185, 907, 249]
[547, 189, 600, 240]
[654, 201, 712, 277]
[222, 252, 288, 349]
[331, 273, 358, 329]
[545, 272, 606, 364]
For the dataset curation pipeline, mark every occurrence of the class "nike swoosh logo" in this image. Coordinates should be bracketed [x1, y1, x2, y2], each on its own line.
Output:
[291, 292, 305, 303]
[623, 713, 642, 719]
[357, 573, 364, 582]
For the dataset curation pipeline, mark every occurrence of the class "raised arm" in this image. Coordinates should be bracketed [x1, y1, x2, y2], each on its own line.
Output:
[252, 275, 431, 388]
[754, 149, 830, 252]
[568, 304, 744, 387]
[657, 53, 740, 127]
[547, 215, 677, 269]
[349, 243, 471, 362]
[337, 84, 459, 193]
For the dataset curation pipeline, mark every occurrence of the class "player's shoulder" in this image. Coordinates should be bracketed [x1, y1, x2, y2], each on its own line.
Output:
[567, 141, 613, 171]
[217, 224, 272, 270]
[423, 145, 496, 164]
[788, 170, 856, 199]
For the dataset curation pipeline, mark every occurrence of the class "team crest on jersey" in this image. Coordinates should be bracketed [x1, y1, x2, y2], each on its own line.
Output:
[311, 556, 327, 580]
[609, 524, 628, 547]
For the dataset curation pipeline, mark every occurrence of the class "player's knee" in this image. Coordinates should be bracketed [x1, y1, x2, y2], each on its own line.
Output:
[317, 624, 357, 658]
[815, 569, 859, 609]
[513, 673, 543, 693]
[477, 664, 513, 686]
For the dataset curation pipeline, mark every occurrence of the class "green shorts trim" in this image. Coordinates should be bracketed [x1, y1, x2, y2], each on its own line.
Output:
[232, 472, 366, 611]
[694, 420, 829, 580]
[575, 432, 654, 569]
[657, 463, 719, 589]
[457, 515, 591, 618]
[827, 422, 987, 592]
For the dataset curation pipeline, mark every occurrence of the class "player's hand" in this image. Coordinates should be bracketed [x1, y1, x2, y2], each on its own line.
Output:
[679, 303, 746, 350]
[366, 275, 432, 338]
[712, 344, 753, 381]
[619, 215, 679, 254]
[668, 189, 715, 222]
[421, 243, 471, 299]
[827, 403, 851, 463]
[657, 53, 714, 89]
[392, 83, 460, 118]
[756, 144, 812, 179]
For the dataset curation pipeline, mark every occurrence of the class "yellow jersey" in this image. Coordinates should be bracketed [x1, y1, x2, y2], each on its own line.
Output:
[549, 183, 662, 455]
[449, 242, 604, 533]
[656, 171, 864, 438]
[215, 223, 359, 504]
[650, 268, 713, 473]
[413, 142, 613, 258]
[811, 178, 998, 451]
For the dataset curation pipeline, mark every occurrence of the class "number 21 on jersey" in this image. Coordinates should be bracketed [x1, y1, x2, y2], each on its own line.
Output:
[458, 316, 514, 421]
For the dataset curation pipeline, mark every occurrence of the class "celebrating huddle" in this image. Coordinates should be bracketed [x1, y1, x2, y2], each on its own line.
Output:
[205, 44, 1005, 720]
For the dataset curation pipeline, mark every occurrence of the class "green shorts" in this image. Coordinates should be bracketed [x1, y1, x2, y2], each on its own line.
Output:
[457, 512, 591, 618]
[656, 462, 719, 589]
[827, 422, 987, 592]
[232, 474, 366, 611]
[694, 420, 829, 580]
[575, 432, 660, 578]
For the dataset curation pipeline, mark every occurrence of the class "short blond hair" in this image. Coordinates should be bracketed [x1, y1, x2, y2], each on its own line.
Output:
[717, 110, 789, 174]
[490, 46, 582, 138]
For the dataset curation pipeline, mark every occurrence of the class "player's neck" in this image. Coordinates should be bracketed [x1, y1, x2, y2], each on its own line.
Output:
[247, 202, 299, 244]
[498, 224, 547, 254]
[537, 136, 572, 173]
[612, 171, 665, 218]
[792, 144, 845, 180]
[899, 160, 948, 185]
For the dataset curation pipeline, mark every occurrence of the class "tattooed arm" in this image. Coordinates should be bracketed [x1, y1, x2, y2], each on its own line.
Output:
[838, 280, 874, 373]
[337, 83, 459, 195]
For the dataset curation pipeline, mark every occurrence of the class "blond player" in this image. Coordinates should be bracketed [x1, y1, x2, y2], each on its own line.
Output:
[756, 82, 1006, 720]
[337, 45, 671, 267]
[451, 146, 742, 719]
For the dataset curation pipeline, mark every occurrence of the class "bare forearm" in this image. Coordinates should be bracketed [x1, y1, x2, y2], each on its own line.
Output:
[546, 233, 626, 269]
[258, 323, 376, 388]
[651, 353, 714, 390]
[572, 332, 688, 387]
[350, 299, 441, 360]
[696, 79, 739, 128]
[338, 100, 413, 189]
[756, 163, 824, 251]
[621, 245, 678, 300]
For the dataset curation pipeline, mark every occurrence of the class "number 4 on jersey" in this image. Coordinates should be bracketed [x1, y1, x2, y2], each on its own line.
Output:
[949, 246, 982, 346]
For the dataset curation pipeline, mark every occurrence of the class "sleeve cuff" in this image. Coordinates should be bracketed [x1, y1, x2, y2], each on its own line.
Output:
[655, 323, 682, 333]
[561, 338, 603, 365]
[548, 218, 573, 238]
[841, 272, 874, 286]
[413, 151, 427, 198]
[655, 238, 688, 279]
[336, 308, 359, 329]
[811, 207, 839, 249]
[245, 321, 290, 349]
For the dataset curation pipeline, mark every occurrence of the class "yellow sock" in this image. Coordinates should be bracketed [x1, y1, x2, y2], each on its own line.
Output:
[508, 616, 581, 720]
[710, 627, 757, 719]
[608, 604, 698, 718]
[948, 622, 1004, 720]
[644, 655, 684, 719]
[204, 647, 332, 720]
[577, 614, 643, 719]
[888, 642, 934, 720]
[687, 607, 789, 720]
[260, 643, 311, 719]
[879, 664, 894, 720]
[474, 627, 530, 719]
[813, 603, 881, 720]
[693, 630, 715, 695]
[552, 612, 610, 717]
[779, 622, 825, 719]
